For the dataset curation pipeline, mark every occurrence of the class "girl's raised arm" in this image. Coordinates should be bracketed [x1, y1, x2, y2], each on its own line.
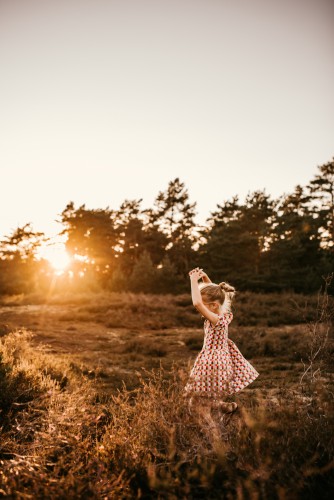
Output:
[220, 282, 235, 320]
[222, 292, 233, 314]
[200, 270, 212, 284]
[189, 268, 220, 326]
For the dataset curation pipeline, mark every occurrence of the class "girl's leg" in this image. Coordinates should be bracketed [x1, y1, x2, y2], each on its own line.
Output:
[212, 397, 238, 413]
[221, 402, 238, 413]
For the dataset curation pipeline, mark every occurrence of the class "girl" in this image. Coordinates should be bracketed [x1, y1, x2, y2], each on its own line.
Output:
[184, 267, 259, 413]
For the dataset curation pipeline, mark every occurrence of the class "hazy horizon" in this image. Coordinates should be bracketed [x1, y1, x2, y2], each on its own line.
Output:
[1, 0, 333, 240]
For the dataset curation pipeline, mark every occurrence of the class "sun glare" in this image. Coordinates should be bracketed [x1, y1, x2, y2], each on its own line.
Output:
[39, 243, 71, 273]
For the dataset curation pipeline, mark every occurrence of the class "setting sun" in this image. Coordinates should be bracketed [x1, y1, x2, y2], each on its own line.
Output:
[39, 242, 71, 273]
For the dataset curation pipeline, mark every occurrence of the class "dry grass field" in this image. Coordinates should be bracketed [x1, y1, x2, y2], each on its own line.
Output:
[0, 290, 333, 498]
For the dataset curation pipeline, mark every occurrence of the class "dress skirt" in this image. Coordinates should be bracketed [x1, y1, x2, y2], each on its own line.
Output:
[184, 313, 259, 397]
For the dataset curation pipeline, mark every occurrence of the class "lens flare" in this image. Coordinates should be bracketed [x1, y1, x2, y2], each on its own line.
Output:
[39, 243, 71, 273]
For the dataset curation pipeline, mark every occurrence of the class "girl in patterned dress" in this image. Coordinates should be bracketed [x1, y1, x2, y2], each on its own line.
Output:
[184, 267, 259, 413]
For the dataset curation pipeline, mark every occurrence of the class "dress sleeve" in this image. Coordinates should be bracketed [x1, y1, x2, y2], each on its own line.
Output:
[214, 311, 233, 329]
[212, 294, 233, 328]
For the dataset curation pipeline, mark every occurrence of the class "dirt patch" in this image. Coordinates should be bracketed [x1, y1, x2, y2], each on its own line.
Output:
[0, 304, 320, 394]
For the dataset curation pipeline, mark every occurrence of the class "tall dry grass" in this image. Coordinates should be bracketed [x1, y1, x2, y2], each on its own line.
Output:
[299, 275, 334, 389]
[1, 327, 334, 499]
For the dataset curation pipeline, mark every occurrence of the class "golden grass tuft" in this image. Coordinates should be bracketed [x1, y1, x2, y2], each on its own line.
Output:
[1, 329, 334, 498]
[0, 286, 333, 497]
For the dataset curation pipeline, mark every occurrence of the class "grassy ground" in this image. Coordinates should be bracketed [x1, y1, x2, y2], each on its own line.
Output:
[0, 290, 333, 498]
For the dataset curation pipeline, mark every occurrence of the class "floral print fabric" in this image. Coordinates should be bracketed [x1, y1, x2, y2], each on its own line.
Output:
[185, 311, 259, 397]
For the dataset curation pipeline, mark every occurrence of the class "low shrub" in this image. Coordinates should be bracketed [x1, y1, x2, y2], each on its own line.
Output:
[0, 331, 333, 498]
[184, 333, 204, 351]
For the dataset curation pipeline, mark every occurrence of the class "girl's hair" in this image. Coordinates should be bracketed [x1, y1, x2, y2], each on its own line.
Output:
[199, 281, 236, 304]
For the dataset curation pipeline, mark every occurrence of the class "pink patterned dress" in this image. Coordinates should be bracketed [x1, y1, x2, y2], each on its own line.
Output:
[184, 305, 259, 397]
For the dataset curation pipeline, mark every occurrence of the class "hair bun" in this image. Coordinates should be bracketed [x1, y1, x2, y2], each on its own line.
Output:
[219, 282, 236, 294]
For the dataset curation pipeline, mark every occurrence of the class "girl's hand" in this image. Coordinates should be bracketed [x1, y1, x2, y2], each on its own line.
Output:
[189, 267, 204, 281]
[200, 270, 210, 283]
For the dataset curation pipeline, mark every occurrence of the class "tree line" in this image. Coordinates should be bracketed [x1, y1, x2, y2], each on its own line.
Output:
[1, 157, 333, 295]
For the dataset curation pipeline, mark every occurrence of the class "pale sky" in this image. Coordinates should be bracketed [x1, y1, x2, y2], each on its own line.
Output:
[1, 0, 333, 240]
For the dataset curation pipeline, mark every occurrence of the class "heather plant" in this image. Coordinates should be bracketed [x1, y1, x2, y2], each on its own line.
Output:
[99, 365, 334, 499]
[299, 274, 334, 390]
[0, 289, 321, 329]
[0, 317, 334, 497]
[0, 330, 126, 498]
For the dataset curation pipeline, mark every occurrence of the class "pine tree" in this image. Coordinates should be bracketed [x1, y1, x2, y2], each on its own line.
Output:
[108, 266, 128, 292]
[59, 202, 119, 277]
[0, 224, 46, 294]
[0, 223, 46, 261]
[155, 255, 182, 293]
[150, 178, 197, 275]
[199, 192, 274, 289]
[308, 157, 334, 249]
[129, 251, 158, 293]
[264, 186, 323, 292]
[116, 199, 168, 273]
